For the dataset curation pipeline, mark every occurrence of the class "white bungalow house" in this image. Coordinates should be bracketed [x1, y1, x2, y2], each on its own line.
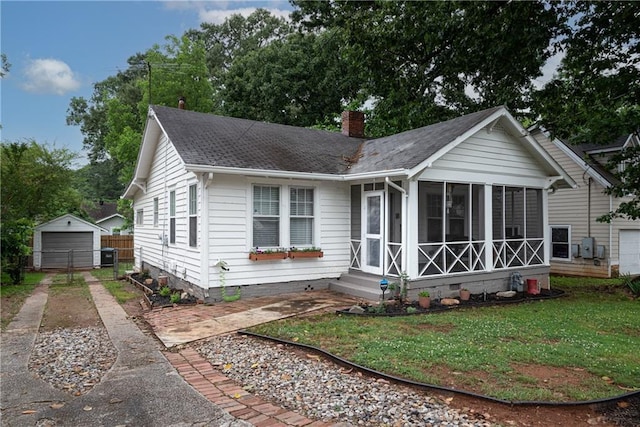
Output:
[530, 129, 640, 278]
[123, 105, 574, 302]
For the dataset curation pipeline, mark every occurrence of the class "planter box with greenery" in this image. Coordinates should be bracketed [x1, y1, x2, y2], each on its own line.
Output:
[287, 247, 323, 259]
[249, 248, 288, 261]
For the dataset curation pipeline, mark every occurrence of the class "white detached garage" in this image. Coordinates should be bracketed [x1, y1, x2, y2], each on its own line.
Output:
[33, 214, 106, 269]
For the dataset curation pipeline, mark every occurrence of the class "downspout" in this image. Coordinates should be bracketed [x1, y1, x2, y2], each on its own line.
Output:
[587, 177, 592, 237]
[385, 177, 408, 276]
[609, 194, 613, 277]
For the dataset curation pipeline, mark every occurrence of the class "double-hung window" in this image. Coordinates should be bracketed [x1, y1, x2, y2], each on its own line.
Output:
[550, 225, 571, 260]
[253, 185, 280, 247]
[290, 187, 314, 246]
[169, 190, 176, 244]
[136, 209, 144, 226]
[188, 184, 197, 247]
[153, 198, 159, 227]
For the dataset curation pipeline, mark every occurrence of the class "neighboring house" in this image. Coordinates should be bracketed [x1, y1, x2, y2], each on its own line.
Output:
[123, 105, 574, 302]
[33, 214, 107, 269]
[86, 201, 131, 235]
[531, 129, 640, 278]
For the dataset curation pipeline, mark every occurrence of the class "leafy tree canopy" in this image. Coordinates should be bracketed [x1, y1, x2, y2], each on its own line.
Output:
[533, 1, 640, 220]
[292, 0, 563, 135]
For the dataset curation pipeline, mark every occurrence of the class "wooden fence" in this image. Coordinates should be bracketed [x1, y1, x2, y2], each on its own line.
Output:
[101, 235, 134, 262]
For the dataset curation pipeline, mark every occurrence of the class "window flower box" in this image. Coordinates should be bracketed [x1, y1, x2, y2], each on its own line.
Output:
[287, 248, 323, 259]
[249, 248, 288, 261]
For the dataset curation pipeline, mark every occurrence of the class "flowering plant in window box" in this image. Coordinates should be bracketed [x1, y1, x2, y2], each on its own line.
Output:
[249, 247, 288, 261]
[287, 246, 323, 259]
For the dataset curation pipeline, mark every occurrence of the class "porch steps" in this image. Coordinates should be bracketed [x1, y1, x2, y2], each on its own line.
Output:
[329, 271, 384, 301]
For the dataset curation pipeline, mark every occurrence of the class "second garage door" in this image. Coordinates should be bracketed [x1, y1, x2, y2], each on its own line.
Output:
[619, 230, 640, 275]
[41, 232, 94, 268]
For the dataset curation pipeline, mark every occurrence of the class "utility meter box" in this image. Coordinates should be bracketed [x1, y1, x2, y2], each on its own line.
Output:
[596, 245, 606, 259]
[571, 244, 580, 258]
[581, 237, 595, 259]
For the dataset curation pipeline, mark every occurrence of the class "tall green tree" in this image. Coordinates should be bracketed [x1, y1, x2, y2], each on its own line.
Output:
[533, 1, 640, 220]
[1, 141, 83, 283]
[219, 29, 362, 127]
[67, 36, 214, 187]
[292, 0, 563, 136]
[1, 53, 10, 78]
[185, 8, 292, 111]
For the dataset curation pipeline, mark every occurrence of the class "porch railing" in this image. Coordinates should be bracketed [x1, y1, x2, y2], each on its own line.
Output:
[417, 240, 486, 277]
[385, 242, 403, 276]
[493, 238, 544, 269]
[349, 239, 361, 269]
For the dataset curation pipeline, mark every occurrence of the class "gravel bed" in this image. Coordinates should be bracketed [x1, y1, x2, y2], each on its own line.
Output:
[27, 327, 493, 425]
[195, 334, 494, 427]
[29, 326, 117, 396]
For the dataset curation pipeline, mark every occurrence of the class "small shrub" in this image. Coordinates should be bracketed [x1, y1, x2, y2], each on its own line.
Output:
[159, 286, 171, 297]
[406, 306, 417, 314]
[418, 290, 430, 297]
[621, 274, 640, 296]
[170, 292, 181, 304]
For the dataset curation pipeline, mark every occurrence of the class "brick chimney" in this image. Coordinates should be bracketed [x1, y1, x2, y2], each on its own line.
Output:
[178, 96, 186, 110]
[341, 111, 365, 138]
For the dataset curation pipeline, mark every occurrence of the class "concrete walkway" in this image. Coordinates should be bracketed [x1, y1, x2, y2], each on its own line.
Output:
[143, 290, 359, 348]
[1, 273, 247, 427]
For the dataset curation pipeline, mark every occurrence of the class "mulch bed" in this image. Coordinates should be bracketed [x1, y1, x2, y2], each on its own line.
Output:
[129, 273, 198, 308]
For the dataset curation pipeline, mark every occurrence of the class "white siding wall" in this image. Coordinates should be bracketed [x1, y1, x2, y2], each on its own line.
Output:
[429, 127, 548, 182]
[205, 175, 351, 288]
[132, 135, 202, 284]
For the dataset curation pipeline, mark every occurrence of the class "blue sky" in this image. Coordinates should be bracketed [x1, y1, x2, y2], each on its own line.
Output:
[1, 0, 292, 166]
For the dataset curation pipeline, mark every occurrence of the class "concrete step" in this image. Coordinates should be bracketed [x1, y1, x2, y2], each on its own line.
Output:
[329, 272, 387, 301]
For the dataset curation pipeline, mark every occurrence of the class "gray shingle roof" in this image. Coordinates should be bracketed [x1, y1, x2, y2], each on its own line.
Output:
[152, 106, 365, 174]
[347, 106, 503, 174]
[152, 105, 503, 176]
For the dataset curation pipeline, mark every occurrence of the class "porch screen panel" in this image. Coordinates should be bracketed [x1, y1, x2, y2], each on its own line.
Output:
[253, 185, 280, 247]
[526, 189, 543, 238]
[446, 183, 467, 242]
[492, 186, 504, 240]
[505, 187, 524, 238]
[350, 185, 361, 240]
[471, 184, 484, 240]
[418, 182, 443, 243]
[290, 187, 314, 246]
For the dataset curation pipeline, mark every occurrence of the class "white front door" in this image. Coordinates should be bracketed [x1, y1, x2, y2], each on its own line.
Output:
[362, 191, 385, 275]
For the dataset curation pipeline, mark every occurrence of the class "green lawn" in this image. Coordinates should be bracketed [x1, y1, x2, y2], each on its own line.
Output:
[249, 276, 640, 402]
[91, 264, 139, 304]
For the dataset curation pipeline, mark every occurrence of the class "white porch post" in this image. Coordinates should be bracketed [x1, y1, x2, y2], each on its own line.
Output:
[200, 174, 210, 292]
[484, 184, 494, 271]
[543, 188, 550, 265]
[406, 179, 419, 279]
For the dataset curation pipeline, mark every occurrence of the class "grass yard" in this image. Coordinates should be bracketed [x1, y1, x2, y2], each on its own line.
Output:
[0, 272, 46, 330]
[91, 264, 139, 304]
[249, 276, 640, 402]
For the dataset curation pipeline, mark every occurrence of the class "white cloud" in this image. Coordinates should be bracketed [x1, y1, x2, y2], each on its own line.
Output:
[163, 1, 291, 24]
[22, 58, 81, 95]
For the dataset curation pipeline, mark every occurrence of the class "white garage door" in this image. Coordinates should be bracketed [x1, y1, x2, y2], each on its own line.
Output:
[619, 230, 640, 275]
[41, 232, 93, 268]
